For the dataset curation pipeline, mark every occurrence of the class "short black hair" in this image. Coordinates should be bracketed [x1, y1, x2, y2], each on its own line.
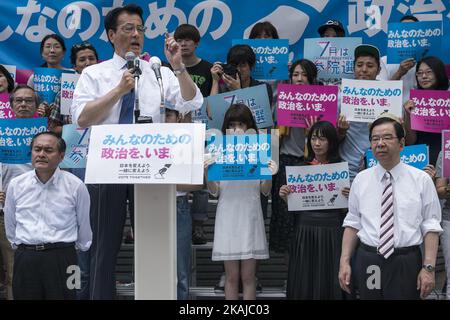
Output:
[305, 121, 341, 164]
[369, 117, 405, 142]
[40, 34, 66, 54]
[31, 131, 67, 153]
[227, 44, 256, 69]
[104, 4, 144, 47]
[289, 59, 318, 85]
[9, 84, 39, 107]
[221, 103, 257, 134]
[174, 24, 200, 43]
[249, 21, 279, 39]
[416, 56, 449, 91]
[70, 42, 99, 66]
[400, 15, 418, 22]
[0, 64, 15, 93]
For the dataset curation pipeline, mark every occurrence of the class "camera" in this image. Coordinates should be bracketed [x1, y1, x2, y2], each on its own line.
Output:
[220, 63, 238, 78]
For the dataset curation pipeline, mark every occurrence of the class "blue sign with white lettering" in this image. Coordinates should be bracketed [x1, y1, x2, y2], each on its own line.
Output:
[0, 118, 48, 164]
[365, 144, 429, 169]
[232, 39, 289, 80]
[207, 133, 271, 181]
[387, 21, 443, 64]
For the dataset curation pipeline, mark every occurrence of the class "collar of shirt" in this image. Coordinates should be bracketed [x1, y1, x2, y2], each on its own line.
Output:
[32, 167, 62, 186]
[374, 161, 403, 183]
[112, 52, 128, 71]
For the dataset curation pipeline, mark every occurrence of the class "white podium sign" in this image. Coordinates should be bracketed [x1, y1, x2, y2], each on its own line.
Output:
[85, 123, 205, 184]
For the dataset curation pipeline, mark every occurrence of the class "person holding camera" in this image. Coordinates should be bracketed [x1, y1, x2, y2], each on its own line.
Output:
[209, 44, 273, 106]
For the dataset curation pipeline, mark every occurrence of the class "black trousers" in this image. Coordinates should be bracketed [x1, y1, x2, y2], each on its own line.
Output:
[88, 184, 133, 300]
[13, 246, 77, 300]
[354, 244, 421, 300]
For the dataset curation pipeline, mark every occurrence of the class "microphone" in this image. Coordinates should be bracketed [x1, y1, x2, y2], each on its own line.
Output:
[149, 56, 162, 81]
[125, 51, 136, 71]
[133, 57, 141, 78]
[149, 56, 165, 122]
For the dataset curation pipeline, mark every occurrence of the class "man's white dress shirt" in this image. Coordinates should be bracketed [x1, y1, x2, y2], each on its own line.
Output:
[71, 53, 203, 126]
[343, 162, 442, 247]
[4, 168, 92, 251]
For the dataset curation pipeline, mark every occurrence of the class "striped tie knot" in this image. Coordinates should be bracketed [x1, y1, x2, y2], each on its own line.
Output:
[378, 171, 394, 259]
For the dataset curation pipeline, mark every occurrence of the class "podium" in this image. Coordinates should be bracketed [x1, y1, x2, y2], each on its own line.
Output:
[85, 123, 205, 300]
[134, 184, 176, 299]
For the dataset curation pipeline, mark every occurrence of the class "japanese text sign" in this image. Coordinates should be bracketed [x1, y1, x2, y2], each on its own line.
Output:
[365, 144, 429, 169]
[410, 89, 450, 133]
[341, 79, 403, 122]
[61, 124, 90, 169]
[286, 162, 350, 211]
[304, 37, 362, 84]
[60, 73, 79, 115]
[387, 21, 442, 64]
[277, 83, 338, 127]
[442, 130, 450, 178]
[33, 67, 63, 104]
[0, 117, 47, 164]
[85, 123, 205, 184]
[207, 133, 271, 181]
[194, 84, 273, 130]
[232, 39, 289, 80]
[0, 93, 13, 119]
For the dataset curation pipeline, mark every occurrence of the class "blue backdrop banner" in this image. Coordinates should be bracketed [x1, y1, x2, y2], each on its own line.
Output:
[0, 1, 449, 70]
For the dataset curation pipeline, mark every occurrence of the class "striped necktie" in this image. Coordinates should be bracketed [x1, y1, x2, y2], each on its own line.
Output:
[378, 171, 394, 259]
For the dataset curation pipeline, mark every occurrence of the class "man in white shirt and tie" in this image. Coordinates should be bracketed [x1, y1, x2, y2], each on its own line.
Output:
[338, 115, 442, 299]
[71, 4, 203, 299]
[4, 132, 91, 299]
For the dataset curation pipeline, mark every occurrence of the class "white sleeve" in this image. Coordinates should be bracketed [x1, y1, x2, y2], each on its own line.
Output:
[342, 176, 362, 230]
[75, 183, 92, 251]
[4, 181, 17, 248]
[71, 71, 98, 127]
[162, 67, 203, 115]
[420, 175, 443, 235]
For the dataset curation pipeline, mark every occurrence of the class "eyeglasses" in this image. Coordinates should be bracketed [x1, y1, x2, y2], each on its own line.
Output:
[415, 69, 434, 78]
[120, 23, 147, 34]
[13, 97, 35, 105]
[370, 134, 398, 144]
[43, 44, 62, 50]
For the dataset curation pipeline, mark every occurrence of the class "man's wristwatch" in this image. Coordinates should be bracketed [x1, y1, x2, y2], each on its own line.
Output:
[173, 64, 187, 76]
[422, 264, 435, 272]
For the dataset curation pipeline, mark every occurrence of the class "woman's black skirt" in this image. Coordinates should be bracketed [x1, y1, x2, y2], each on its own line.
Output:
[287, 210, 346, 300]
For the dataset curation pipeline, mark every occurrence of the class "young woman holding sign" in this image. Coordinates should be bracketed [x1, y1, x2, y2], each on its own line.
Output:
[204, 103, 276, 300]
[403, 56, 449, 166]
[279, 120, 347, 300]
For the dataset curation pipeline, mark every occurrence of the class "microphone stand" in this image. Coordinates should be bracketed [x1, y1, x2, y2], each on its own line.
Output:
[157, 76, 165, 123]
[133, 60, 153, 124]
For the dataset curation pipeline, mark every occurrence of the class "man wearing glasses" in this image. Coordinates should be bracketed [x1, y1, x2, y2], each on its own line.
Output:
[0, 84, 47, 300]
[338, 115, 442, 299]
[71, 4, 203, 300]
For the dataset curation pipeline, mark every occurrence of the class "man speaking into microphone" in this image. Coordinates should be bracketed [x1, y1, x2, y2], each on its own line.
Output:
[71, 4, 203, 299]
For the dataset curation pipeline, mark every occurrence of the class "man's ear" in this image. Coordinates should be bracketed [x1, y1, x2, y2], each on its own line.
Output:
[399, 137, 405, 149]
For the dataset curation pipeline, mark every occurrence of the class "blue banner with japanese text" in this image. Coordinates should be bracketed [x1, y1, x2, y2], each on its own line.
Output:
[0, 118, 48, 164]
[365, 144, 429, 169]
[207, 133, 271, 181]
[0, 0, 449, 75]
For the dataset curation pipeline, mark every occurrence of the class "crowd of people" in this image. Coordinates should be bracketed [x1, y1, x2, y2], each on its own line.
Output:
[0, 3, 449, 301]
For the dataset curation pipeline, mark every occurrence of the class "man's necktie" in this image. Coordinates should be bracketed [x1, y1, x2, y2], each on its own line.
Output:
[378, 172, 394, 259]
[119, 90, 134, 124]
